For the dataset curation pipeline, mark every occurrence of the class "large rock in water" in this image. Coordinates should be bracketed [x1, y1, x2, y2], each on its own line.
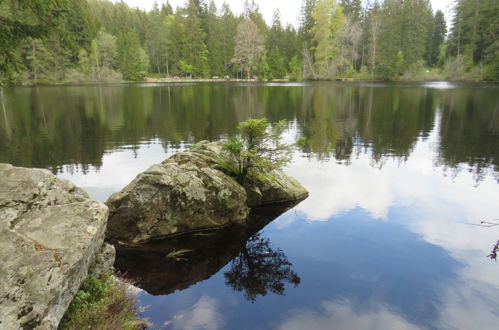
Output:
[106, 141, 308, 244]
[0, 164, 111, 330]
[106, 142, 250, 244]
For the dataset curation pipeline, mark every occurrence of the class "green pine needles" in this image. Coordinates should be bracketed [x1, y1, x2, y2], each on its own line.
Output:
[221, 118, 296, 185]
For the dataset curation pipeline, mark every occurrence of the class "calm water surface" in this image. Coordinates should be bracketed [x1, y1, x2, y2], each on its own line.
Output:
[1, 82, 498, 329]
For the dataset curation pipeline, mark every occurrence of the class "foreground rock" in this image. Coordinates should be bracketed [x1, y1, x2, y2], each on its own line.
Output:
[106, 141, 308, 244]
[0, 164, 112, 330]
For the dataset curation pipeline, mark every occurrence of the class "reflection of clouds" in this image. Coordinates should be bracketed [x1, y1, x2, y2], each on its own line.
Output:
[437, 281, 499, 330]
[278, 298, 421, 330]
[284, 124, 499, 330]
[170, 296, 224, 330]
[287, 153, 392, 220]
[57, 141, 178, 201]
[286, 127, 499, 253]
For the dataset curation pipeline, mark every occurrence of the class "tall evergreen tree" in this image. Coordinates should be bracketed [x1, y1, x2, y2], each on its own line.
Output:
[428, 10, 447, 67]
[182, 0, 209, 76]
[219, 3, 239, 76]
[116, 31, 149, 80]
[299, 0, 318, 78]
[377, 0, 433, 77]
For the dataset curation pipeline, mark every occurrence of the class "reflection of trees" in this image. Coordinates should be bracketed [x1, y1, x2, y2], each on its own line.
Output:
[1, 83, 497, 182]
[0, 84, 302, 172]
[224, 233, 301, 302]
[357, 86, 436, 163]
[438, 88, 499, 183]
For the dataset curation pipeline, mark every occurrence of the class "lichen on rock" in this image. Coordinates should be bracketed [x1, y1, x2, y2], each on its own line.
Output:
[0, 163, 112, 330]
[105, 141, 308, 244]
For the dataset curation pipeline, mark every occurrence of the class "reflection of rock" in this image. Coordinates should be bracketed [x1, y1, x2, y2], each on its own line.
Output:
[114, 200, 303, 296]
[0, 164, 111, 329]
[106, 141, 308, 244]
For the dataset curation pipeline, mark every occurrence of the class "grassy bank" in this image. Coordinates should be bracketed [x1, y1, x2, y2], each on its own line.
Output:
[58, 273, 147, 330]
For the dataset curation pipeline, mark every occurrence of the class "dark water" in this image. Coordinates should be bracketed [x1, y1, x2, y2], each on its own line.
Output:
[1, 81, 499, 330]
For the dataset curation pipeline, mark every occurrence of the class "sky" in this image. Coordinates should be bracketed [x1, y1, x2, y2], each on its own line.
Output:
[112, 0, 456, 26]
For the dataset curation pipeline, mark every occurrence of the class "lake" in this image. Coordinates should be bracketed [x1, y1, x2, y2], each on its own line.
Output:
[1, 81, 498, 330]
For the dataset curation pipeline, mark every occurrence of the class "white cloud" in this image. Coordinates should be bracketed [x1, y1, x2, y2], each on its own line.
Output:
[278, 298, 421, 330]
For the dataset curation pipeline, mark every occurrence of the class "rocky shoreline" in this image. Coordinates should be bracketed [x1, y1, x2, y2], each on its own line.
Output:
[0, 164, 113, 329]
[0, 141, 308, 329]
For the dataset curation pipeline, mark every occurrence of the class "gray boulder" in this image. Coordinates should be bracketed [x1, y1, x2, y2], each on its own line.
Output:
[106, 141, 308, 244]
[246, 170, 309, 207]
[106, 142, 250, 244]
[0, 164, 111, 330]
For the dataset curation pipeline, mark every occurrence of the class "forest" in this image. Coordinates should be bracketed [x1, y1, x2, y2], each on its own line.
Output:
[0, 0, 498, 84]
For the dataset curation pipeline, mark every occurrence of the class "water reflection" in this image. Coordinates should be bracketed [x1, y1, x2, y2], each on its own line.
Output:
[278, 298, 421, 330]
[0, 83, 497, 183]
[115, 202, 302, 300]
[224, 233, 300, 303]
[1, 82, 498, 329]
[438, 87, 499, 181]
[162, 296, 225, 330]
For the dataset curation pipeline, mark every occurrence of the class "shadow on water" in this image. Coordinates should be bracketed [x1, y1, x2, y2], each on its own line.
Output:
[114, 200, 303, 301]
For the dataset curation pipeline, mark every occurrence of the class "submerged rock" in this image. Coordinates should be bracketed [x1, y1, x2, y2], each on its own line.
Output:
[0, 164, 111, 330]
[106, 141, 308, 244]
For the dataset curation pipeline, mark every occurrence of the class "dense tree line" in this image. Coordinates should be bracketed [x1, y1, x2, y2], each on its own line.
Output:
[0, 0, 497, 84]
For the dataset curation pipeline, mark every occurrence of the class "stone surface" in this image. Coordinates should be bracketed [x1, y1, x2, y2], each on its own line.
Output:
[252, 169, 309, 205]
[0, 164, 110, 330]
[106, 141, 308, 244]
[106, 142, 250, 244]
[89, 243, 116, 276]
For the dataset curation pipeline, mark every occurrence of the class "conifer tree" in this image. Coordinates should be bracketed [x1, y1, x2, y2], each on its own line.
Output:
[116, 31, 149, 80]
[428, 10, 447, 67]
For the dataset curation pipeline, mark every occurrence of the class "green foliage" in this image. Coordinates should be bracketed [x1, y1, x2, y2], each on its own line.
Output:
[400, 60, 443, 81]
[428, 10, 447, 67]
[1, 0, 496, 84]
[0, 0, 73, 83]
[116, 31, 148, 81]
[257, 53, 271, 80]
[289, 56, 303, 81]
[448, 0, 498, 65]
[181, 0, 210, 77]
[58, 273, 146, 330]
[311, 0, 345, 78]
[221, 118, 294, 185]
[377, 0, 433, 78]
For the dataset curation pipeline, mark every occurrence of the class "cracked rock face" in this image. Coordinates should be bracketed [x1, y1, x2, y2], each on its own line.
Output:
[0, 164, 110, 330]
